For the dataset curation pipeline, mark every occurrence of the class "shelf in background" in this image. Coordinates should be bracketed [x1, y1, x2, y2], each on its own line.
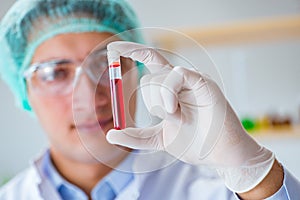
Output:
[154, 15, 300, 48]
[249, 125, 300, 140]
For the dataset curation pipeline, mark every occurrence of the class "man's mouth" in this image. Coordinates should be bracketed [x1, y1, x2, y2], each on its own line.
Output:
[71, 117, 113, 133]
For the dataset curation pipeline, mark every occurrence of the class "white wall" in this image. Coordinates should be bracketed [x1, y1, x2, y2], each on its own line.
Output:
[0, 0, 299, 184]
[0, 84, 47, 183]
[188, 40, 300, 119]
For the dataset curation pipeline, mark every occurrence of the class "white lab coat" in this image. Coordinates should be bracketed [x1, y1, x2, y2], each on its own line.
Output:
[1, 150, 296, 200]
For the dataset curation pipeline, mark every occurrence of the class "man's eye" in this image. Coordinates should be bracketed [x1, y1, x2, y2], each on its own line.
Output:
[37, 65, 71, 82]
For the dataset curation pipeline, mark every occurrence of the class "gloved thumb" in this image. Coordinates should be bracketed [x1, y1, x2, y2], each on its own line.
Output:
[106, 123, 164, 150]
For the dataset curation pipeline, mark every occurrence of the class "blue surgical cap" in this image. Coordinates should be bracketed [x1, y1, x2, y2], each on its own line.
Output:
[0, 0, 144, 111]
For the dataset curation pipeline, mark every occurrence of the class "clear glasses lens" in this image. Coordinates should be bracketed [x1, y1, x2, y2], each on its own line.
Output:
[82, 49, 110, 86]
[25, 50, 110, 95]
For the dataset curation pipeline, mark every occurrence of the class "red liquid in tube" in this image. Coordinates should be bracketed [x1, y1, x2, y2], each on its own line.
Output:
[109, 62, 126, 129]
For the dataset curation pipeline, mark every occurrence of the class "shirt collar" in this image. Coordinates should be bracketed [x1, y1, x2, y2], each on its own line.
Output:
[101, 154, 135, 195]
[42, 151, 64, 189]
[42, 150, 134, 199]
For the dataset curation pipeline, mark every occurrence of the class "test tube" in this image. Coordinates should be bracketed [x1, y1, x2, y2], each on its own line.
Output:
[108, 57, 126, 130]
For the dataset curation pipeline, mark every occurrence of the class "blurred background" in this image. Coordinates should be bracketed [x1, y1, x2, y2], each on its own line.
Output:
[0, 0, 300, 185]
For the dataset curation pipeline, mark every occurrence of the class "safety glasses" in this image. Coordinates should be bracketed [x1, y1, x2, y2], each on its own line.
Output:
[23, 49, 110, 96]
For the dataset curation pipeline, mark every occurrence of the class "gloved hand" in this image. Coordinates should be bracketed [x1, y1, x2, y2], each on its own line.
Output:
[106, 41, 275, 193]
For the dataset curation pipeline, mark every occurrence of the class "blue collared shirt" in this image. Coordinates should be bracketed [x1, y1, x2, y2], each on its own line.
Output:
[42, 151, 133, 200]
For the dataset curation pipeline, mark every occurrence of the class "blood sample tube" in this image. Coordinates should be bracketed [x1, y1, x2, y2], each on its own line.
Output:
[108, 58, 126, 130]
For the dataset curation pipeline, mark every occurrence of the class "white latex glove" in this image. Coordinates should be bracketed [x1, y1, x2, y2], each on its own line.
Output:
[106, 41, 275, 193]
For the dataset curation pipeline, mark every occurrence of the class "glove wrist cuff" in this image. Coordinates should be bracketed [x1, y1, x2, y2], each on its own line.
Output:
[216, 149, 275, 193]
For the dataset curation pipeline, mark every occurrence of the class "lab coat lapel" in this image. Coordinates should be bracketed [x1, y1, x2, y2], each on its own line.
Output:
[32, 151, 63, 200]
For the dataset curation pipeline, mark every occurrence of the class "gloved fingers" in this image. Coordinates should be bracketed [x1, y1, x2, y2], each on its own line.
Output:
[107, 41, 171, 74]
[160, 66, 207, 112]
[140, 66, 208, 115]
[172, 66, 205, 89]
[140, 73, 174, 118]
[106, 123, 165, 150]
[159, 66, 184, 113]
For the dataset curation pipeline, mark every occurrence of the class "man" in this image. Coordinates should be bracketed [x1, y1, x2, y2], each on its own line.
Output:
[0, 0, 299, 199]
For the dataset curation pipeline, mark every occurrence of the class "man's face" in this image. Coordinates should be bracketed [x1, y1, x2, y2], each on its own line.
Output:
[27, 32, 138, 165]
